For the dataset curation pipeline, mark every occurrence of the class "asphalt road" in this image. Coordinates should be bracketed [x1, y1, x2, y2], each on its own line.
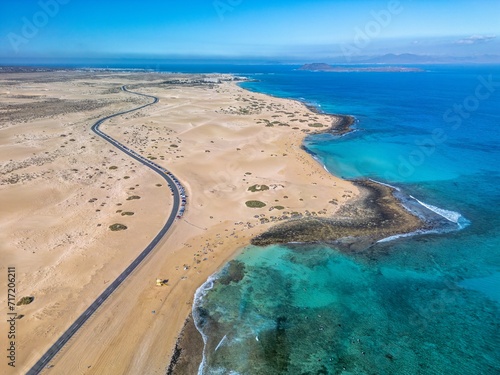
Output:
[26, 86, 184, 375]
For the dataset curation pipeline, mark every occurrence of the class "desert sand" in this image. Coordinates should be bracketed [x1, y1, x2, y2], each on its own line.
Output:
[0, 70, 421, 374]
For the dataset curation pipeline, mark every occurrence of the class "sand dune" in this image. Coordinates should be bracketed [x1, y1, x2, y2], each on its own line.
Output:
[0, 71, 357, 374]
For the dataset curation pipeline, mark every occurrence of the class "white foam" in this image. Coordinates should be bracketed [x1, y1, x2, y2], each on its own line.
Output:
[410, 196, 465, 224]
[379, 195, 470, 243]
[193, 274, 218, 375]
[214, 334, 227, 352]
[309, 154, 330, 173]
[368, 178, 401, 191]
[377, 229, 440, 243]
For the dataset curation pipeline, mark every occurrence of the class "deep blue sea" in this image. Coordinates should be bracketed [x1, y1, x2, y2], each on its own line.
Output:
[184, 65, 500, 375]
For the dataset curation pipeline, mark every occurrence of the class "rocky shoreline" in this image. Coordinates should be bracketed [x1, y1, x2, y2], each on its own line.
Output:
[167, 178, 429, 373]
[303, 103, 357, 136]
[251, 179, 428, 251]
[166, 96, 431, 375]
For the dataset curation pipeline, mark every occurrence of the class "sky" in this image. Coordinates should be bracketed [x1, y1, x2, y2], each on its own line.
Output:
[0, 0, 499, 63]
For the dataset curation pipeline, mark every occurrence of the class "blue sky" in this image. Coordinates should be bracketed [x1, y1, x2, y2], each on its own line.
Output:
[0, 0, 499, 61]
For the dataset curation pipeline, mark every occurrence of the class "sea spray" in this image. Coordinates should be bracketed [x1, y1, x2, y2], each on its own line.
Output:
[368, 178, 401, 191]
[390, 188, 469, 230]
[363, 178, 471, 243]
[410, 196, 470, 228]
[377, 228, 441, 243]
[193, 274, 217, 375]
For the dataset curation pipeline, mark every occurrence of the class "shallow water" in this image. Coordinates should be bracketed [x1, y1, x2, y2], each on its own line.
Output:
[194, 65, 500, 374]
[195, 244, 499, 374]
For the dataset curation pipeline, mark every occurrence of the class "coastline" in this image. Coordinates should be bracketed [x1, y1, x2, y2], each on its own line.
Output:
[1, 70, 359, 374]
[167, 315, 204, 375]
[303, 102, 357, 136]
[250, 179, 427, 251]
[167, 87, 429, 374]
[0, 70, 429, 374]
[168, 182, 430, 375]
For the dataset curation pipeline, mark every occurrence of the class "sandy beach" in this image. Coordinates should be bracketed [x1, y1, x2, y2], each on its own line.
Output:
[0, 70, 423, 374]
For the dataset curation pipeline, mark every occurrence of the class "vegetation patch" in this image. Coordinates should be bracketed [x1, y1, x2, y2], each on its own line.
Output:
[245, 200, 267, 208]
[308, 123, 324, 128]
[273, 206, 285, 210]
[17, 296, 34, 306]
[109, 223, 128, 231]
[170, 144, 178, 148]
[248, 184, 270, 192]
[121, 211, 135, 216]
[109, 166, 118, 170]
[127, 195, 141, 200]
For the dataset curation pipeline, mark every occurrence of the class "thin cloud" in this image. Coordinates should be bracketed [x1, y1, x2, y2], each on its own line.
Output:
[456, 35, 496, 44]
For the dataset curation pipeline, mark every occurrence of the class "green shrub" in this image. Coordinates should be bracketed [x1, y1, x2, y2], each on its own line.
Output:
[109, 223, 128, 231]
[17, 296, 34, 306]
[248, 184, 270, 192]
[245, 200, 266, 208]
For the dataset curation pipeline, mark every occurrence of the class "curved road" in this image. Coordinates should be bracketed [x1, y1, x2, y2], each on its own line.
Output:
[27, 86, 185, 374]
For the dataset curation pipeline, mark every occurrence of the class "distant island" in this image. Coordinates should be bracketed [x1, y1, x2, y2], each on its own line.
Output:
[298, 63, 424, 72]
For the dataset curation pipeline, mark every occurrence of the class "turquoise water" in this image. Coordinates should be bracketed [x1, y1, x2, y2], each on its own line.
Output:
[194, 66, 500, 374]
[195, 245, 498, 374]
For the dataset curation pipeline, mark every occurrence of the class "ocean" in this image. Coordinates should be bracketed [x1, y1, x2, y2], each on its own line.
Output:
[191, 65, 500, 374]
